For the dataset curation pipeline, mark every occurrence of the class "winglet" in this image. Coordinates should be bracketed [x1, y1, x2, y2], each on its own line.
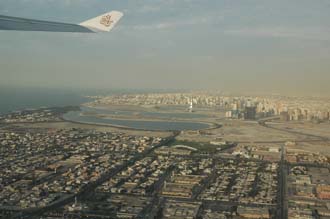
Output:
[79, 11, 123, 32]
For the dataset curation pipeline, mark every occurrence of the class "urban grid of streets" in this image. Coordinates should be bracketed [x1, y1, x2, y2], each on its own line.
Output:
[0, 96, 330, 219]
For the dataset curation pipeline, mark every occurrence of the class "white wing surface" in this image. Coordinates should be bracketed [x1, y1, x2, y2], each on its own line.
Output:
[0, 11, 123, 33]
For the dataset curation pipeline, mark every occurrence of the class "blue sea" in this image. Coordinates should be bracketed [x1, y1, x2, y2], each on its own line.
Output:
[0, 87, 89, 115]
[0, 87, 175, 115]
[0, 86, 211, 131]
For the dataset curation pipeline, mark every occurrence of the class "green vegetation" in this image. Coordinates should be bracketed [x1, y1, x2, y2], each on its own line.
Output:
[169, 139, 219, 153]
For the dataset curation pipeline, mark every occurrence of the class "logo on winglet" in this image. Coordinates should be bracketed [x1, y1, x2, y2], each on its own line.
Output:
[100, 15, 113, 27]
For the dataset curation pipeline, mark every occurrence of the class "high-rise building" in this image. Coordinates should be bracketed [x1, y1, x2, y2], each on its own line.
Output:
[244, 106, 256, 120]
[280, 111, 290, 121]
[188, 98, 193, 112]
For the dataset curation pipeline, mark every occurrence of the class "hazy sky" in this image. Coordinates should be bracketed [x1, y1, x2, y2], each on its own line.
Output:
[1, 0, 330, 95]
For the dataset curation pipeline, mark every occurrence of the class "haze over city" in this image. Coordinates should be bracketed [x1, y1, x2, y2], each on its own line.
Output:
[1, 1, 330, 219]
[1, 0, 330, 95]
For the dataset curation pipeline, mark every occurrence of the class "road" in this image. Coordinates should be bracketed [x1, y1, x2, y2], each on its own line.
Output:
[277, 144, 288, 219]
[257, 118, 330, 219]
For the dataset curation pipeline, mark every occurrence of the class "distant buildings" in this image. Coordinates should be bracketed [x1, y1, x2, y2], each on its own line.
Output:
[88, 92, 330, 123]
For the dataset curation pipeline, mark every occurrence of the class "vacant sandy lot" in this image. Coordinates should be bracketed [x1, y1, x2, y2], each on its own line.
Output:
[178, 120, 314, 143]
[270, 121, 330, 139]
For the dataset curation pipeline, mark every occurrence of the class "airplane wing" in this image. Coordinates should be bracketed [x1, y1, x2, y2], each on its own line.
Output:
[0, 11, 123, 33]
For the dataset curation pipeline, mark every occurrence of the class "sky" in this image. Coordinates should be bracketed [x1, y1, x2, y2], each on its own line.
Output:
[0, 0, 330, 96]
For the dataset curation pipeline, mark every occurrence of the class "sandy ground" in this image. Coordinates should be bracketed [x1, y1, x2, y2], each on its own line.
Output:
[178, 120, 309, 143]
[177, 120, 330, 156]
[269, 121, 330, 139]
